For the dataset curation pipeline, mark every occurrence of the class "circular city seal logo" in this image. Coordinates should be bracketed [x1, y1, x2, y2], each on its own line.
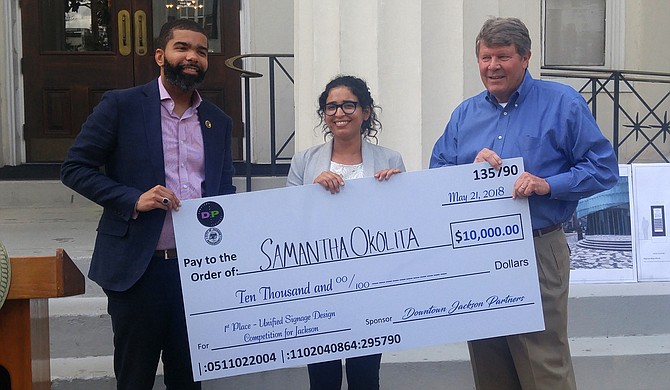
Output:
[0, 241, 11, 311]
[204, 227, 223, 246]
[197, 201, 224, 227]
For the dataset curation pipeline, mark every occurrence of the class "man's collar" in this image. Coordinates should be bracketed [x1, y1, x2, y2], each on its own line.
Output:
[514, 70, 533, 104]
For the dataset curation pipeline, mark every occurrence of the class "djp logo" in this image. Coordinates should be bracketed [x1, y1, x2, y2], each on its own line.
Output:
[197, 201, 224, 227]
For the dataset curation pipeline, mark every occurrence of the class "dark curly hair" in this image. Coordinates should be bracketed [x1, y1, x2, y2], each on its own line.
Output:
[316, 75, 382, 142]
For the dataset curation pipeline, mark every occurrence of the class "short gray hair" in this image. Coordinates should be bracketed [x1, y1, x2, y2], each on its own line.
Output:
[475, 17, 531, 58]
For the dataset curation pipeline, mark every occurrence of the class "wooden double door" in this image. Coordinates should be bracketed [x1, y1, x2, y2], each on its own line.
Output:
[21, 0, 242, 162]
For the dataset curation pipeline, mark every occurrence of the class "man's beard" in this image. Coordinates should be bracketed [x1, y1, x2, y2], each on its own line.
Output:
[163, 59, 206, 91]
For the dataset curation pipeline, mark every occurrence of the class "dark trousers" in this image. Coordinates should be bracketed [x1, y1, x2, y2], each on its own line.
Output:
[308, 354, 382, 390]
[104, 256, 200, 390]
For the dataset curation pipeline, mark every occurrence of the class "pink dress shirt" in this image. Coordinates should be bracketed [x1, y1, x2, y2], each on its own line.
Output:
[155, 77, 205, 250]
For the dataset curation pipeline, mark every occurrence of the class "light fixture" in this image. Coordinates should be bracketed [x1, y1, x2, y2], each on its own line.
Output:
[165, 0, 204, 9]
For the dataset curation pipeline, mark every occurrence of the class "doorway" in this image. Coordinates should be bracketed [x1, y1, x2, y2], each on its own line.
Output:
[21, 0, 242, 163]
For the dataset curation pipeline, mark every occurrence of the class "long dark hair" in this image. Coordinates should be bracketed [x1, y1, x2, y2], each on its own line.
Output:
[316, 75, 382, 142]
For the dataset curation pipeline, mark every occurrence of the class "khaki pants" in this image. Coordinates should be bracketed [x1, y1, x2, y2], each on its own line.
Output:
[468, 228, 577, 390]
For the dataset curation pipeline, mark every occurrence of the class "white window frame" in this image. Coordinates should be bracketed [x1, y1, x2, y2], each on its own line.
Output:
[541, 0, 625, 70]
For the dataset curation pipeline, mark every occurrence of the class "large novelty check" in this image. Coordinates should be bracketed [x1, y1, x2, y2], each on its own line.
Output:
[173, 157, 544, 381]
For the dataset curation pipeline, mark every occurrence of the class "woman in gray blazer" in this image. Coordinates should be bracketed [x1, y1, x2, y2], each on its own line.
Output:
[287, 75, 405, 389]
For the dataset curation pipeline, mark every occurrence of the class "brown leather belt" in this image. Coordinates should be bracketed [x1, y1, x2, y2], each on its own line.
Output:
[154, 248, 177, 259]
[532, 224, 562, 238]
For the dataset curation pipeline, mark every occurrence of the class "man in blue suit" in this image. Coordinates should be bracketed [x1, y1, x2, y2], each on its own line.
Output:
[61, 19, 235, 389]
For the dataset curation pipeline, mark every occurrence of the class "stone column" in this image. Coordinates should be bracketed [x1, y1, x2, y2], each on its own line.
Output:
[294, 0, 540, 170]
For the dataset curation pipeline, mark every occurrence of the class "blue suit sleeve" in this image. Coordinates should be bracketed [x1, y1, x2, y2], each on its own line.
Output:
[218, 114, 236, 196]
[60, 91, 142, 220]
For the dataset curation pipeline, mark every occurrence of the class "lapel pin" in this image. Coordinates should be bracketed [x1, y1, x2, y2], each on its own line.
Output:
[205, 120, 212, 128]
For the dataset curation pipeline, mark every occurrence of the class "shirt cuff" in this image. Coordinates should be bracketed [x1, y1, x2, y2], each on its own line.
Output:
[132, 199, 140, 220]
[545, 174, 568, 199]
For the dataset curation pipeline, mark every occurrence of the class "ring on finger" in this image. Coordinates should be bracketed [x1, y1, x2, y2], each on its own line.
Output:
[162, 197, 170, 205]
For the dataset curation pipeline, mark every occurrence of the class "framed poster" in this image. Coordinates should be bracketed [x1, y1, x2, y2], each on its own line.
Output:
[632, 163, 670, 281]
[568, 165, 637, 283]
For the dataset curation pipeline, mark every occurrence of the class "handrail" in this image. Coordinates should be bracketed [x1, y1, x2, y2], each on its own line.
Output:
[225, 54, 295, 191]
[225, 54, 275, 78]
[541, 66, 670, 78]
[542, 67, 670, 84]
[541, 66, 670, 163]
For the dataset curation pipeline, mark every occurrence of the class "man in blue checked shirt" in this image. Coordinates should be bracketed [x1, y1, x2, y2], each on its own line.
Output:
[430, 17, 618, 390]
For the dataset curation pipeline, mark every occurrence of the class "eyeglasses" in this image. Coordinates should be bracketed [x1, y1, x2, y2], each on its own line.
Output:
[324, 101, 359, 116]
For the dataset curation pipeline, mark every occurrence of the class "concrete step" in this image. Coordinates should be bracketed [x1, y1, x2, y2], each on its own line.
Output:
[576, 239, 632, 251]
[47, 283, 670, 388]
[49, 298, 111, 358]
[0, 178, 286, 209]
[0, 178, 284, 261]
[49, 282, 670, 358]
[49, 335, 670, 390]
[567, 282, 670, 338]
[3, 180, 669, 388]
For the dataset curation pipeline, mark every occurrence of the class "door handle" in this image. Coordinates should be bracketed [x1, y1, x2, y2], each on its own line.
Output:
[117, 10, 131, 56]
[134, 10, 148, 56]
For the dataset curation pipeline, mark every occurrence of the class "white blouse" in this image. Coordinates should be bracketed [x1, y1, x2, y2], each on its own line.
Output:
[329, 161, 365, 180]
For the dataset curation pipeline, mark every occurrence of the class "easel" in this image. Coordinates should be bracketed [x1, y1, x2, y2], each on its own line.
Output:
[0, 248, 85, 389]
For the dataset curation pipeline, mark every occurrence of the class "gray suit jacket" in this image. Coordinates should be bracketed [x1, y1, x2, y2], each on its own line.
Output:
[286, 139, 405, 186]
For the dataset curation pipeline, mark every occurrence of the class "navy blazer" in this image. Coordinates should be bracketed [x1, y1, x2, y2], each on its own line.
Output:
[61, 80, 235, 291]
